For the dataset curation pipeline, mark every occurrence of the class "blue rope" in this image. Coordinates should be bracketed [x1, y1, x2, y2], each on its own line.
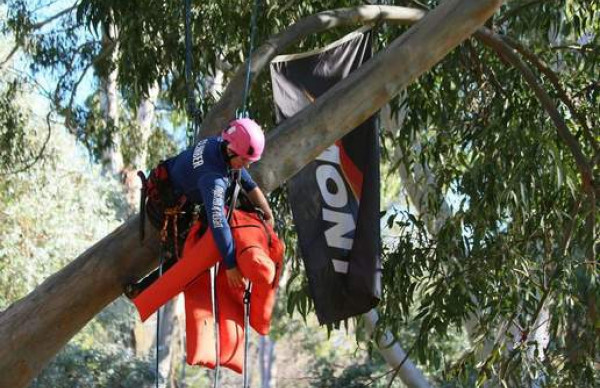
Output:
[184, 0, 198, 145]
[237, 0, 261, 119]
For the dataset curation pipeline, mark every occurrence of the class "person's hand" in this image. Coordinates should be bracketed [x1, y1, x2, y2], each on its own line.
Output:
[263, 208, 274, 227]
[226, 267, 247, 289]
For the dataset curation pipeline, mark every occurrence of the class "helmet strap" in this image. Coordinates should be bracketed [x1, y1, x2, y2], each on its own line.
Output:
[221, 141, 236, 165]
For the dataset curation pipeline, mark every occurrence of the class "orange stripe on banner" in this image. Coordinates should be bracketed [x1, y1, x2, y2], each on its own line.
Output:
[335, 140, 363, 201]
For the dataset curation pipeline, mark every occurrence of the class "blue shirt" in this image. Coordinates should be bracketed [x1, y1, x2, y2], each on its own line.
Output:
[165, 136, 257, 268]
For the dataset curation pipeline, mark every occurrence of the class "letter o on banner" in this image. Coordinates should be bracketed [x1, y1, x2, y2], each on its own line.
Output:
[316, 164, 347, 208]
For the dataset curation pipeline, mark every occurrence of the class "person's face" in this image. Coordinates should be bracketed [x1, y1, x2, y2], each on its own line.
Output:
[228, 150, 253, 169]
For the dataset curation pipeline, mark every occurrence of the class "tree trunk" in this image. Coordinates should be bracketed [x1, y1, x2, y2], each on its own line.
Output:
[0, 1, 501, 386]
[100, 22, 123, 176]
[123, 82, 160, 211]
[157, 299, 178, 388]
[134, 82, 159, 170]
[364, 309, 432, 388]
[259, 335, 276, 388]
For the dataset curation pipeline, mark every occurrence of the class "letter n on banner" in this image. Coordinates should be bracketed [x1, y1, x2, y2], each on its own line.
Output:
[270, 28, 381, 325]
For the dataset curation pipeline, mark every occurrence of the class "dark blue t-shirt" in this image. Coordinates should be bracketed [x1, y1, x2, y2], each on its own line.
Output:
[165, 136, 257, 268]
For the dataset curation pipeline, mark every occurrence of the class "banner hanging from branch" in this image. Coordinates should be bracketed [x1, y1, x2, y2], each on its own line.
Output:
[270, 28, 381, 324]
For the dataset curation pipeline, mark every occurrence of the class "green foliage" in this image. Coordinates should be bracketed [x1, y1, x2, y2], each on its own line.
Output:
[377, 0, 600, 386]
[310, 360, 399, 388]
[0, 81, 41, 173]
[2, 0, 368, 168]
[30, 341, 154, 388]
[0, 125, 125, 306]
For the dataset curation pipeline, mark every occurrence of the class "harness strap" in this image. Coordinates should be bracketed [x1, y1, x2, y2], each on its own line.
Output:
[227, 170, 242, 222]
[160, 207, 185, 260]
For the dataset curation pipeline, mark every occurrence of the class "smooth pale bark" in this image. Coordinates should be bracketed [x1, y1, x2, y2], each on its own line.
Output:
[364, 310, 431, 388]
[259, 335, 276, 388]
[0, 1, 501, 387]
[123, 82, 160, 210]
[134, 82, 160, 170]
[157, 301, 178, 388]
[100, 22, 124, 176]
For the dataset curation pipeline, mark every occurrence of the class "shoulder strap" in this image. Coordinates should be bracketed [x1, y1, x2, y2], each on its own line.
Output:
[227, 170, 242, 222]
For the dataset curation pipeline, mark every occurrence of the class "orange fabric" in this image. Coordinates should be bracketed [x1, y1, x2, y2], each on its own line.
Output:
[185, 267, 245, 372]
[132, 209, 285, 373]
[132, 221, 220, 322]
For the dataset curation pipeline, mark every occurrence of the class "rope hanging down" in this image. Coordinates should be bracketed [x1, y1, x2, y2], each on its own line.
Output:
[178, 2, 261, 388]
[237, 3, 262, 388]
[185, 0, 199, 145]
[154, 2, 199, 387]
[237, 0, 261, 119]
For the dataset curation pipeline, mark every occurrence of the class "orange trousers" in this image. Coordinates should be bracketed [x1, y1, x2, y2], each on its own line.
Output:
[133, 209, 284, 373]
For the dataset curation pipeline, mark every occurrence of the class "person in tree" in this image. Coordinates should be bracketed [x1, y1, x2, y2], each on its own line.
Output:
[126, 118, 274, 297]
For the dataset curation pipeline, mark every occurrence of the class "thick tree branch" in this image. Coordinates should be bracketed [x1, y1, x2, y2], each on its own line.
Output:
[0, 2, 503, 386]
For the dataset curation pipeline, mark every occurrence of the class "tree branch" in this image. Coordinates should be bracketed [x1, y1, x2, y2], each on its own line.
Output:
[6, 111, 53, 175]
[475, 28, 596, 196]
[199, 5, 427, 137]
[0, 45, 19, 70]
[30, 2, 78, 30]
[501, 34, 600, 157]
[495, 0, 552, 26]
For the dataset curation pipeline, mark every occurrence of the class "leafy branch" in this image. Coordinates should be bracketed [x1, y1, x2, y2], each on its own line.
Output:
[475, 28, 596, 197]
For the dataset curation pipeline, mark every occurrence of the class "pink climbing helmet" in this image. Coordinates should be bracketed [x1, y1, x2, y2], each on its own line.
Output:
[222, 118, 265, 162]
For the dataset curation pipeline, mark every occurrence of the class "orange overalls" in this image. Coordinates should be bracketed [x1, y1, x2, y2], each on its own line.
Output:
[133, 209, 284, 373]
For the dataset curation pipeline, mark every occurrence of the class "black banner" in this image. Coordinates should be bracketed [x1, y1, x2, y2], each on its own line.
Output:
[270, 28, 381, 324]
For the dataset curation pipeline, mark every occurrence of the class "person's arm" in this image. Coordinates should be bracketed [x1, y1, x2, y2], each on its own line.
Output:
[240, 168, 274, 225]
[199, 176, 246, 289]
[247, 186, 274, 226]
